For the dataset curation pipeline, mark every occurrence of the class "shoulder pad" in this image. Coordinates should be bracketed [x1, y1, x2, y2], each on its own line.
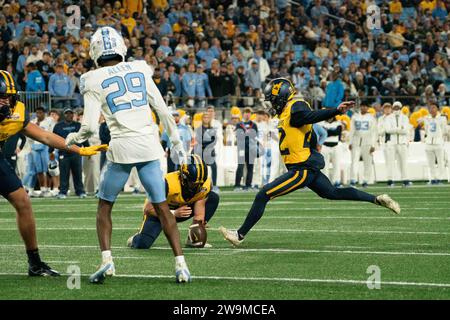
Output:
[290, 100, 312, 114]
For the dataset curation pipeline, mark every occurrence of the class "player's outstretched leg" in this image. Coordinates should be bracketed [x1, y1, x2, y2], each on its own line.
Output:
[309, 171, 400, 214]
[220, 169, 309, 246]
[8, 188, 59, 276]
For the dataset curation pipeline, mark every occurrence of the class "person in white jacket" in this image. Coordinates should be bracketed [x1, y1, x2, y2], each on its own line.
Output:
[321, 117, 343, 186]
[421, 103, 448, 184]
[377, 103, 392, 178]
[349, 104, 378, 187]
[383, 101, 412, 187]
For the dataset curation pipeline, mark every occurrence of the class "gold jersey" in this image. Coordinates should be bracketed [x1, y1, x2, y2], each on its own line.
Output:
[278, 99, 313, 165]
[145, 171, 212, 210]
[0, 101, 28, 144]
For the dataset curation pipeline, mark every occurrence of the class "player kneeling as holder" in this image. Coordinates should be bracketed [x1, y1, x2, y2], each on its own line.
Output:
[128, 155, 219, 249]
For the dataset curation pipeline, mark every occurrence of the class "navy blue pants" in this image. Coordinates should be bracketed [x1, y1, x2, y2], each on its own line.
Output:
[0, 153, 22, 198]
[131, 191, 220, 249]
[59, 154, 85, 196]
[238, 168, 377, 237]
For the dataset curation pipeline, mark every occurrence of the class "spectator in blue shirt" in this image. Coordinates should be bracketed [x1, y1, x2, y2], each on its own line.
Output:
[25, 63, 45, 92]
[432, 1, 448, 21]
[173, 48, 187, 68]
[196, 41, 216, 69]
[195, 64, 212, 108]
[161, 110, 192, 172]
[338, 47, 352, 71]
[323, 72, 345, 108]
[17, 13, 40, 37]
[157, 37, 173, 57]
[182, 64, 197, 107]
[48, 64, 73, 109]
[181, 3, 194, 25]
[168, 64, 182, 98]
[158, 15, 172, 37]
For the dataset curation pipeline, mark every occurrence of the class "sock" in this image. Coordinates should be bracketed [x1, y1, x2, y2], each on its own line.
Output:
[101, 250, 112, 262]
[27, 249, 41, 266]
[175, 255, 186, 265]
[238, 191, 270, 237]
[237, 232, 245, 241]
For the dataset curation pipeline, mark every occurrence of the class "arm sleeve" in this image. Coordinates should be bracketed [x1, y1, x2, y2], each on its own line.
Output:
[145, 69, 182, 148]
[290, 101, 340, 127]
[65, 89, 102, 146]
[18, 133, 27, 150]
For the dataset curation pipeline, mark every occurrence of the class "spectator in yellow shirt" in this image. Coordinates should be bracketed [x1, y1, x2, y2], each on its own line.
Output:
[420, 0, 437, 12]
[152, 0, 169, 11]
[388, 25, 405, 49]
[389, 0, 403, 14]
[124, 0, 144, 17]
[121, 11, 137, 36]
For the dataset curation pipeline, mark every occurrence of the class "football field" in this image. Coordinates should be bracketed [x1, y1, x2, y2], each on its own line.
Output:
[0, 184, 449, 300]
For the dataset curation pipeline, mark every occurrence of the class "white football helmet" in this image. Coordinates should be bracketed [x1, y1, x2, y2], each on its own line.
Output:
[89, 26, 127, 67]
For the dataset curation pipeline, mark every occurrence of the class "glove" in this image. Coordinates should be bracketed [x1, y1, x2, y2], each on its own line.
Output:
[171, 142, 187, 165]
[65, 132, 79, 147]
[79, 144, 109, 156]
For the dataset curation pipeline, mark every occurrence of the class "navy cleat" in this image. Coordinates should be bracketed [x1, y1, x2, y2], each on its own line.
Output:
[28, 261, 60, 277]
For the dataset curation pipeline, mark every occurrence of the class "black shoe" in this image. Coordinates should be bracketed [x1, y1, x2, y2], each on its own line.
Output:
[387, 180, 394, 187]
[362, 182, 368, 188]
[28, 261, 60, 277]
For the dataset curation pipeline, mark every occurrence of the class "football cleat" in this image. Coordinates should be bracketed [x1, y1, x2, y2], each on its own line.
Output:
[89, 260, 115, 284]
[127, 234, 136, 248]
[28, 261, 60, 277]
[175, 262, 191, 283]
[376, 194, 401, 214]
[219, 226, 243, 247]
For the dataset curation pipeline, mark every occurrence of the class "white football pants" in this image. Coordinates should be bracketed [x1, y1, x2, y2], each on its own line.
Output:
[385, 144, 408, 181]
[322, 145, 341, 184]
[425, 144, 445, 181]
[350, 145, 372, 183]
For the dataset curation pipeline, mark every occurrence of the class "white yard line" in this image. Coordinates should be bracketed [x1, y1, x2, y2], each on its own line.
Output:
[0, 271, 449, 288]
[1, 244, 449, 257]
[0, 226, 448, 236]
[0, 215, 448, 222]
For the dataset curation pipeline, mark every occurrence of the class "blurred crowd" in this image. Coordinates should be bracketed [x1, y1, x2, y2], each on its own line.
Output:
[1, 0, 450, 196]
[0, 0, 449, 110]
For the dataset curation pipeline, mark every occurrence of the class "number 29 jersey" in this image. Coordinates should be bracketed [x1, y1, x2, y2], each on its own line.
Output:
[278, 99, 313, 165]
[80, 60, 166, 163]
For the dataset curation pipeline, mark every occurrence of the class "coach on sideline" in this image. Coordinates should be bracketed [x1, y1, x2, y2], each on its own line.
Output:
[51, 108, 87, 198]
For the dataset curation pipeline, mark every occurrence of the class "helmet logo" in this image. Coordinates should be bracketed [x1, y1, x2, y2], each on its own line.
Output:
[272, 82, 282, 96]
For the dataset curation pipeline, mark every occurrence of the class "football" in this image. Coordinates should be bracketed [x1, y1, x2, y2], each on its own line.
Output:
[187, 221, 207, 248]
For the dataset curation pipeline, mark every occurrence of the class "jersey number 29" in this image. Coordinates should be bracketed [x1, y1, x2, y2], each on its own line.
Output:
[101, 72, 147, 114]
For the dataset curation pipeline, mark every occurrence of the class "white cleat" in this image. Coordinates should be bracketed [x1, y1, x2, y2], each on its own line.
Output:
[376, 194, 401, 214]
[175, 262, 191, 283]
[89, 257, 115, 284]
[219, 226, 243, 247]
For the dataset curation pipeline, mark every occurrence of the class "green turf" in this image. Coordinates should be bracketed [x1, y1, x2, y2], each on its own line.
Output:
[1, 184, 450, 300]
